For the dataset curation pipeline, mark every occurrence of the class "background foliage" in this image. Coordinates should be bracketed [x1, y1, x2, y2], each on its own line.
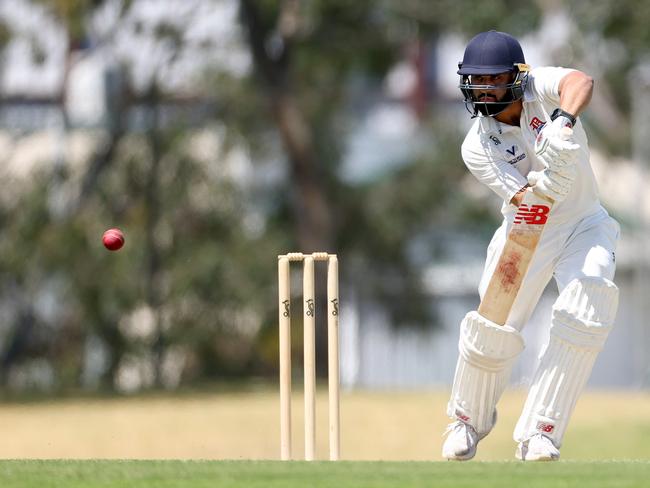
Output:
[0, 0, 643, 393]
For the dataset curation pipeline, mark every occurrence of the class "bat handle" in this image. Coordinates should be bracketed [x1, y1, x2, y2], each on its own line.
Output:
[529, 187, 554, 204]
[559, 126, 574, 140]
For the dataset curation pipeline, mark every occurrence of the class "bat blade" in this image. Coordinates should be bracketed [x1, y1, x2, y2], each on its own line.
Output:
[477, 190, 553, 325]
[478, 126, 572, 325]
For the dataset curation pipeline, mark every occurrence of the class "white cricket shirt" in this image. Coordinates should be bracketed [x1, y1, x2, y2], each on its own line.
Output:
[461, 66, 601, 225]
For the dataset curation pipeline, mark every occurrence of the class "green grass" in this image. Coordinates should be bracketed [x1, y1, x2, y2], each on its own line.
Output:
[0, 460, 649, 488]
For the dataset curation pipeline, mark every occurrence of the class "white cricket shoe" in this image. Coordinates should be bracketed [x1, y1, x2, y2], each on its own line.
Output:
[516, 433, 560, 461]
[442, 420, 480, 461]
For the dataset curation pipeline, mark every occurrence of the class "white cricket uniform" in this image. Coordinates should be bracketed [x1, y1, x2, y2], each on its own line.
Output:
[461, 66, 620, 331]
[445, 66, 620, 451]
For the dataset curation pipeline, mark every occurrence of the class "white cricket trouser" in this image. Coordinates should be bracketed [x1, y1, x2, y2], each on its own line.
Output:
[479, 207, 619, 330]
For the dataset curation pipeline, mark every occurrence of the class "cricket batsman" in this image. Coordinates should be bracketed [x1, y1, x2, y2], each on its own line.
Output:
[442, 30, 620, 461]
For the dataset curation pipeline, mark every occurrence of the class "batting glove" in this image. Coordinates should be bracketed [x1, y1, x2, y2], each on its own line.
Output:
[534, 119, 580, 171]
[527, 163, 577, 202]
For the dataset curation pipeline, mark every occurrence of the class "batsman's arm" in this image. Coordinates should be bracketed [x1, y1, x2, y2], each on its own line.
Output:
[510, 185, 529, 207]
[557, 70, 593, 119]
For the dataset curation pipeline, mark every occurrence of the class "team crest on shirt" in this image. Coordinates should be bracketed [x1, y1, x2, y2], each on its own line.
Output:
[507, 153, 526, 165]
[505, 144, 525, 165]
[529, 116, 546, 133]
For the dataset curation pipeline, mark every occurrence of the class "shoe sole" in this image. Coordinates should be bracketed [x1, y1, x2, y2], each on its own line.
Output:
[515, 448, 559, 462]
[443, 445, 478, 462]
[443, 452, 476, 461]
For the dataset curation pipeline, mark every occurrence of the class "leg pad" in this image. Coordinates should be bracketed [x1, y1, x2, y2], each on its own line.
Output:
[448, 310, 525, 436]
[514, 277, 619, 446]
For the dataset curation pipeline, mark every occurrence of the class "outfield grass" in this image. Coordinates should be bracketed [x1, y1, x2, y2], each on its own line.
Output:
[0, 460, 649, 488]
[0, 388, 648, 461]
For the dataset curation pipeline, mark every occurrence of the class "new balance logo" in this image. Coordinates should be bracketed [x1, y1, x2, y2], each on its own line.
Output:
[537, 421, 555, 434]
[514, 204, 551, 225]
[455, 410, 471, 423]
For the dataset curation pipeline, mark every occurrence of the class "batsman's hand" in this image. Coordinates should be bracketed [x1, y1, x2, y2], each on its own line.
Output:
[534, 119, 580, 171]
[527, 163, 577, 202]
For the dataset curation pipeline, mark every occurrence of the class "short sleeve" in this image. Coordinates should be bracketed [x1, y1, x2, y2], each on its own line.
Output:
[461, 139, 528, 204]
[529, 67, 576, 106]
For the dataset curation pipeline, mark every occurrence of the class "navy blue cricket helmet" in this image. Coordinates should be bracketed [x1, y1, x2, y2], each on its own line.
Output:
[457, 30, 530, 117]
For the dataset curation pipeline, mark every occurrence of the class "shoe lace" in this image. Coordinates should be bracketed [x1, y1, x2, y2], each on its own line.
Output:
[443, 420, 467, 438]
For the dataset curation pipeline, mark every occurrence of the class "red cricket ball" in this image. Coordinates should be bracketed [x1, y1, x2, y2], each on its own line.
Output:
[102, 228, 125, 251]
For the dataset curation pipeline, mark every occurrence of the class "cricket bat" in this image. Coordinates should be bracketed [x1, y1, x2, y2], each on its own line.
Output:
[477, 126, 573, 326]
[477, 189, 553, 325]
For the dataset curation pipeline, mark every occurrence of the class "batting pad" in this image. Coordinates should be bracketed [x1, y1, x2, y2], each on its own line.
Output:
[447, 310, 525, 436]
[514, 277, 619, 446]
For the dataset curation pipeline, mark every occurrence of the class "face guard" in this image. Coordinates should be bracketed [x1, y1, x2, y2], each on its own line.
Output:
[459, 63, 530, 118]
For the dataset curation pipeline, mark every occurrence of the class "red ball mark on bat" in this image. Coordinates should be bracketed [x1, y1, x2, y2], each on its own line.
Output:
[497, 251, 521, 290]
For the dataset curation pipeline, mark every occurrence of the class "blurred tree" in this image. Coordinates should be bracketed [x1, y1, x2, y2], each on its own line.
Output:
[567, 0, 650, 155]
[569, 1, 650, 106]
[0, 0, 283, 392]
[388, 0, 540, 36]
[0, 0, 133, 391]
[0, 0, 548, 393]
[229, 0, 542, 369]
